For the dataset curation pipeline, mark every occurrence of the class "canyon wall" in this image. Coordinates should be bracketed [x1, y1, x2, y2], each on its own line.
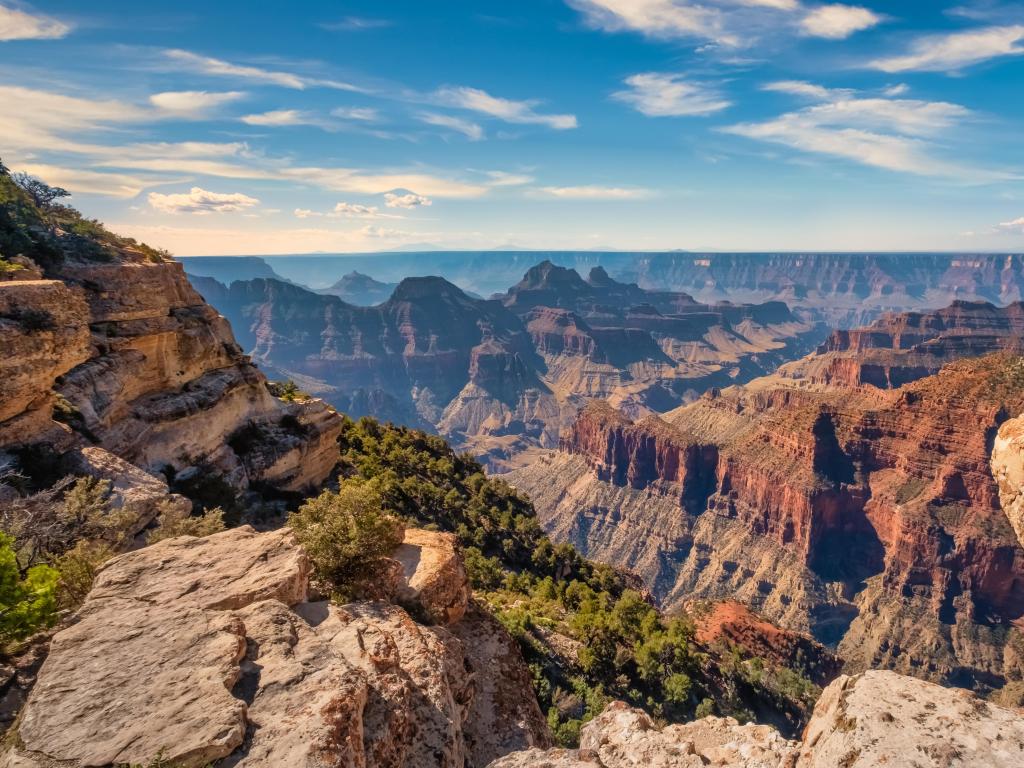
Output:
[191, 261, 823, 469]
[1, 248, 342, 498]
[509, 354, 1024, 695]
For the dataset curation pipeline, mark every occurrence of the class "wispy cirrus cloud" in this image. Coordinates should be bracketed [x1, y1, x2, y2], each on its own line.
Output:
[869, 25, 1024, 72]
[997, 216, 1024, 233]
[613, 72, 731, 116]
[149, 90, 246, 117]
[320, 16, 392, 31]
[162, 48, 365, 91]
[240, 109, 319, 126]
[565, 0, 880, 47]
[0, 3, 70, 41]
[148, 186, 260, 214]
[436, 86, 577, 130]
[726, 82, 1008, 180]
[536, 185, 651, 199]
[418, 111, 485, 140]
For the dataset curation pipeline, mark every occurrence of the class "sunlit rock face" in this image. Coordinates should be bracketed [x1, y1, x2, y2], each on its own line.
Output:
[7, 526, 551, 768]
[0, 249, 343, 495]
[509, 354, 1024, 694]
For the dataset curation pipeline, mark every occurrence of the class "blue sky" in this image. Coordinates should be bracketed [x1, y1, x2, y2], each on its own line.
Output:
[1, 0, 1023, 254]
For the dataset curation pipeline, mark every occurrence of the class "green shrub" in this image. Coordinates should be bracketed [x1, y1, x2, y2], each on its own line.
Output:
[53, 539, 115, 611]
[147, 503, 225, 544]
[0, 533, 58, 647]
[288, 480, 403, 599]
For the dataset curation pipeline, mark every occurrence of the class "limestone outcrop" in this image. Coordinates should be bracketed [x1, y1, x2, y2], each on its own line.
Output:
[992, 413, 1024, 550]
[3, 525, 550, 768]
[489, 701, 799, 767]
[491, 670, 1024, 768]
[0, 248, 343, 498]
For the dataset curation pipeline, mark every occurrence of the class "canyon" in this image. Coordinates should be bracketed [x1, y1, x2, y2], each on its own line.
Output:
[184, 251, 1024, 328]
[189, 260, 824, 470]
[508, 319, 1024, 698]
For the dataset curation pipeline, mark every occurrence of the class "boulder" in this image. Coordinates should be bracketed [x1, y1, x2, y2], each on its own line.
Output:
[992, 413, 1024, 550]
[392, 528, 469, 625]
[797, 670, 1024, 768]
[453, 601, 554, 765]
[489, 702, 798, 768]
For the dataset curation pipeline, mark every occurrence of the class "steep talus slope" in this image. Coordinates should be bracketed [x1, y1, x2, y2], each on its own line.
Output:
[195, 261, 823, 469]
[6, 525, 550, 768]
[493, 670, 1024, 768]
[509, 354, 1024, 694]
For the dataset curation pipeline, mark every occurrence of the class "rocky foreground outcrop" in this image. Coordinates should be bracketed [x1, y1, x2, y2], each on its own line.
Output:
[490, 671, 1024, 768]
[4, 526, 550, 767]
[0, 248, 342, 497]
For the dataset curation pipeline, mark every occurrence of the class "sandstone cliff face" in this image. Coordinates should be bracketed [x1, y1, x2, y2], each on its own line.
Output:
[4, 525, 550, 768]
[491, 670, 1024, 768]
[194, 262, 823, 470]
[508, 355, 1024, 694]
[0, 249, 342, 496]
[778, 300, 1024, 388]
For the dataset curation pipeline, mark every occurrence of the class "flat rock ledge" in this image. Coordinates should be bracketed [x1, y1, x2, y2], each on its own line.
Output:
[3, 525, 549, 768]
[490, 671, 1024, 768]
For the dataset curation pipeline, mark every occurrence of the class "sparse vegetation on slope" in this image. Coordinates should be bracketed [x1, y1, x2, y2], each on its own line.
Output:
[320, 415, 824, 742]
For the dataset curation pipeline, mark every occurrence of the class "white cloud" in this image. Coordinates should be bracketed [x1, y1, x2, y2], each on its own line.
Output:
[484, 171, 534, 186]
[567, 0, 731, 44]
[436, 86, 577, 130]
[418, 112, 485, 140]
[163, 49, 363, 91]
[331, 106, 380, 121]
[15, 163, 156, 199]
[0, 84, 494, 200]
[293, 208, 321, 219]
[764, 80, 835, 99]
[998, 216, 1024, 233]
[800, 4, 881, 39]
[148, 187, 260, 214]
[320, 16, 392, 31]
[724, 83, 1000, 178]
[149, 90, 245, 117]
[384, 192, 432, 208]
[537, 185, 651, 199]
[614, 72, 730, 116]
[0, 4, 70, 41]
[869, 25, 1024, 73]
[883, 83, 909, 97]
[240, 109, 317, 126]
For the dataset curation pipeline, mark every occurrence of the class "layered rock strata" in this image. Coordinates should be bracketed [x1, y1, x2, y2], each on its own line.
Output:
[508, 355, 1024, 692]
[0, 250, 342, 495]
[4, 525, 550, 767]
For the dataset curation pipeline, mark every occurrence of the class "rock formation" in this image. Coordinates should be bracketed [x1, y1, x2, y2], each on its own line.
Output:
[778, 300, 1024, 388]
[508, 354, 1024, 694]
[4, 525, 550, 767]
[490, 670, 1024, 768]
[183, 252, 1024, 328]
[0, 243, 342, 499]
[192, 262, 823, 470]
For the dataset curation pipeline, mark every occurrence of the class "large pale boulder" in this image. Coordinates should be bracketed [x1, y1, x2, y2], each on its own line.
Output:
[453, 601, 554, 766]
[6, 524, 547, 768]
[797, 670, 1024, 767]
[392, 527, 470, 625]
[992, 414, 1024, 549]
[489, 703, 798, 768]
